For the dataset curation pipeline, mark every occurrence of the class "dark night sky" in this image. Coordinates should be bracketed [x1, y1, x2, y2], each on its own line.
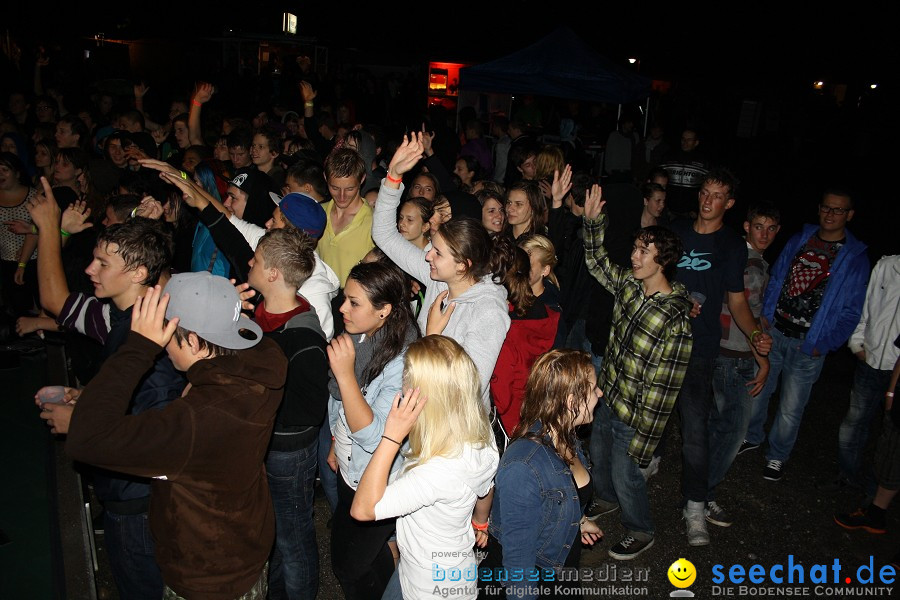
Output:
[7, 3, 897, 85]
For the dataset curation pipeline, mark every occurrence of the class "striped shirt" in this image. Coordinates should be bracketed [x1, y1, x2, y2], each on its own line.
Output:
[57, 292, 112, 344]
[584, 214, 693, 467]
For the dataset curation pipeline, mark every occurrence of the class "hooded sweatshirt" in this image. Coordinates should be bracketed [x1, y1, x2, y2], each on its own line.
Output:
[258, 300, 329, 450]
[374, 441, 499, 599]
[66, 333, 287, 600]
[373, 182, 511, 408]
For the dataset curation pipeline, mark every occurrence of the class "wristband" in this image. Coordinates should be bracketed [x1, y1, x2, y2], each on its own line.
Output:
[60, 228, 71, 237]
[180, 171, 188, 180]
[386, 172, 402, 184]
[381, 434, 402, 446]
[888, 392, 896, 398]
[472, 519, 488, 532]
[31, 224, 37, 235]
[304, 101, 314, 108]
[750, 329, 762, 343]
[17, 262, 26, 268]
[191, 99, 202, 107]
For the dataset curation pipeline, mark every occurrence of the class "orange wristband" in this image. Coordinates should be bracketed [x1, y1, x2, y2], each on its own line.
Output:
[386, 172, 402, 184]
[472, 519, 488, 532]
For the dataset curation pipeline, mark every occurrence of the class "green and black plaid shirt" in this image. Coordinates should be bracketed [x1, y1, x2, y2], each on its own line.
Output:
[584, 214, 693, 467]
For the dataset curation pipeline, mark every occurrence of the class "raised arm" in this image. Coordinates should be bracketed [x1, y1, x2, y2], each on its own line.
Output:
[188, 82, 214, 146]
[582, 184, 626, 295]
[27, 178, 69, 316]
[371, 134, 430, 282]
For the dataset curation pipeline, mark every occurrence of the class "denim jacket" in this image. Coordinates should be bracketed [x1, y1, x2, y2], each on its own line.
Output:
[328, 352, 406, 487]
[488, 424, 587, 599]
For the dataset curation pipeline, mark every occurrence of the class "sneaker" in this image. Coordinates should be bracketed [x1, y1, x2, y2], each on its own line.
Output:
[683, 500, 710, 546]
[641, 456, 660, 481]
[608, 535, 655, 560]
[584, 498, 620, 521]
[763, 460, 784, 481]
[706, 501, 733, 527]
[834, 508, 887, 534]
[737, 440, 760, 455]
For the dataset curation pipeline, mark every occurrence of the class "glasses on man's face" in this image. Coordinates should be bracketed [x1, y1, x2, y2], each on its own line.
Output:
[819, 204, 850, 216]
[36, 104, 53, 111]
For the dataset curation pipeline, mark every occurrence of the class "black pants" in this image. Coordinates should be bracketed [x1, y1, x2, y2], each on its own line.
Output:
[331, 472, 395, 600]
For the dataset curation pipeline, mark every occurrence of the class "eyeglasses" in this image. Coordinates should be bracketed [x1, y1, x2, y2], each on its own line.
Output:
[819, 204, 851, 216]
[36, 104, 53, 110]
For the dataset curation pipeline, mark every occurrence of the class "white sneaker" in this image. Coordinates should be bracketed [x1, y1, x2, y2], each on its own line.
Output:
[641, 456, 660, 481]
[683, 500, 710, 546]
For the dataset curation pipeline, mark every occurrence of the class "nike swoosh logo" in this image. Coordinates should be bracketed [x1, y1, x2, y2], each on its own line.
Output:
[689, 250, 711, 257]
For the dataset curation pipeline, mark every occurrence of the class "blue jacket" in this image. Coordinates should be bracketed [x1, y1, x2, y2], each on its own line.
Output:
[328, 352, 406, 487]
[488, 425, 586, 600]
[762, 224, 869, 356]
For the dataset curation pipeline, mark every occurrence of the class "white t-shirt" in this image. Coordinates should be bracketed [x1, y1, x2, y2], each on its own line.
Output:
[374, 442, 499, 599]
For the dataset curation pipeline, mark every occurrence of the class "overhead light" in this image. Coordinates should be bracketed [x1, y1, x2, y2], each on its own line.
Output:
[628, 58, 637, 64]
[813, 81, 824, 90]
[870, 84, 878, 89]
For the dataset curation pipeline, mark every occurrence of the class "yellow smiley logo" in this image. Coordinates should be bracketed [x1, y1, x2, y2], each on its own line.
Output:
[668, 558, 697, 588]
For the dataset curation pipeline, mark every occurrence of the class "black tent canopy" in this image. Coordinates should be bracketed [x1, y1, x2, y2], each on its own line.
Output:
[459, 27, 651, 104]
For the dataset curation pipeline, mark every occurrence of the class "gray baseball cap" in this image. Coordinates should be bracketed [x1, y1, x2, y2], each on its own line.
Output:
[163, 272, 263, 350]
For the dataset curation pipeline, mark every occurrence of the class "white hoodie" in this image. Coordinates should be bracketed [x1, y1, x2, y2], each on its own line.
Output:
[230, 215, 340, 341]
[373, 182, 511, 408]
[375, 442, 499, 600]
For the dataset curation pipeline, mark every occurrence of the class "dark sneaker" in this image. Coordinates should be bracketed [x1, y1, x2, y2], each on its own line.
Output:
[706, 501, 733, 527]
[608, 535, 655, 560]
[584, 498, 619, 521]
[834, 508, 886, 534]
[738, 440, 760, 455]
[763, 460, 783, 481]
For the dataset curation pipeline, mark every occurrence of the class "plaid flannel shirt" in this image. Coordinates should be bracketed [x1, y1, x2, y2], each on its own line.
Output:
[583, 214, 693, 467]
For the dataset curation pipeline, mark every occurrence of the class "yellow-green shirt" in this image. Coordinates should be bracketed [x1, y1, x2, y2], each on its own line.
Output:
[317, 199, 374, 287]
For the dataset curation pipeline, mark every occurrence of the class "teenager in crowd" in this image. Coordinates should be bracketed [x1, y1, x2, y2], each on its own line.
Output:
[350, 335, 498, 600]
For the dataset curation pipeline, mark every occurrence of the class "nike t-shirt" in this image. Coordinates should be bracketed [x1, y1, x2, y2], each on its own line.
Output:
[670, 219, 747, 358]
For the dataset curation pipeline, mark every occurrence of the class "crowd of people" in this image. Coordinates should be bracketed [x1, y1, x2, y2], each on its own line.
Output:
[1, 66, 898, 600]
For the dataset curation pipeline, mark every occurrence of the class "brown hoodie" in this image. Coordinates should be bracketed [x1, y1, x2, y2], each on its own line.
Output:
[67, 333, 287, 599]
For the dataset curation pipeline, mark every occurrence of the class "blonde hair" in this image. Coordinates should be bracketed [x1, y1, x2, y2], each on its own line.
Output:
[534, 145, 565, 182]
[519, 234, 559, 287]
[402, 335, 493, 470]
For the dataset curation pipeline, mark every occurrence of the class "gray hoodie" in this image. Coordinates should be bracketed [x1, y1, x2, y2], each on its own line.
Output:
[373, 182, 510, 409]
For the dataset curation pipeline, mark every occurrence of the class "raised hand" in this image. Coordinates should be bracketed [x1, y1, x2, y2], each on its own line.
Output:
[387, 133, 425, 179]
[193, 82, 214, 104]
[135, 196, 164, 220]
[134, 82, 150, 99]
[27, 178, 62, 232]
[299, 81, 316, 103]
[327, 334, 357, 381]
[420, 124, 435, 156]
[131, 285, 179, 348]
[60, 200, 93, 234]
[583, 184, 605, 220]
[383, 387, 426, 443]
[551, 165, 573, 209]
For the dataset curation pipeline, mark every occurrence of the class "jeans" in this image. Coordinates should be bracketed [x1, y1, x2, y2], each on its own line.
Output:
[381, 567, 403, 600]
[566, 318, 603, 375]
[104, 510, 164, 600]
[591, 401, 654, 538]
[676, 353, 715, 503]
[266, 441, 319, 600]
[708, 355, 757, 498]
[745, 328, 826, 462]
[331, 474, 396, 600]
[318, 420, 338, 514]
[838, 361, 892, 485]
